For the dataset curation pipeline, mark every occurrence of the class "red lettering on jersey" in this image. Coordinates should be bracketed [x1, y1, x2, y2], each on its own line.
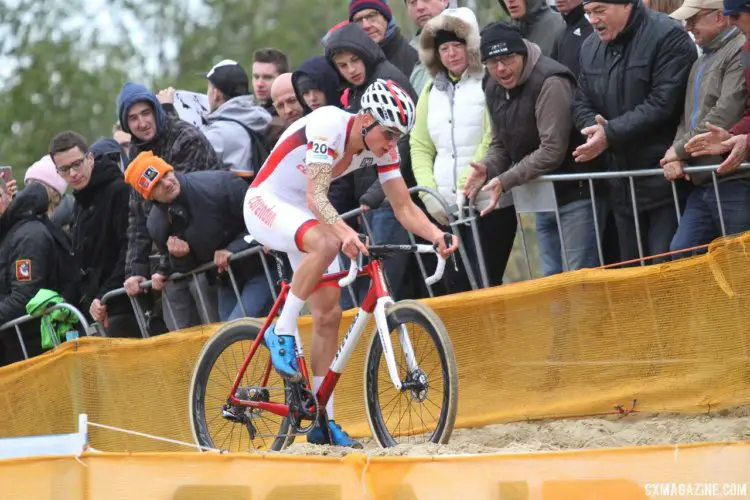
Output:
[246, 196, 277, 227]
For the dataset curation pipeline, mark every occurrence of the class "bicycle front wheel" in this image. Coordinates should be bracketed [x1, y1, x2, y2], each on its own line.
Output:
[189, 318, 295, 452]
[363, 300, 458, 447]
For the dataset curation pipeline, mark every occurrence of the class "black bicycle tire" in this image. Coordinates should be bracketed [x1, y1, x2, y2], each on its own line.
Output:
[189, 318, 295, 452]
[363, 300, 459, 447]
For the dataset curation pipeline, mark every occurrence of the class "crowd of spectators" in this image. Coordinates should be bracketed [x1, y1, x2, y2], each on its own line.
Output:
[2, 0, 750, 366]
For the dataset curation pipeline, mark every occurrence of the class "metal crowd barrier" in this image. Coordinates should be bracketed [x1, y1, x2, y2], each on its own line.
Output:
[96, 164, 747, 337]
[97, 187, 477, 337]
[516, 163, 750, 274]
[0, 303, 92, 361]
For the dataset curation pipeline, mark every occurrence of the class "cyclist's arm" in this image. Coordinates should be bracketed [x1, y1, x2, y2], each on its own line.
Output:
[382, 175, 443, 245]
[306, 162, 352, 237]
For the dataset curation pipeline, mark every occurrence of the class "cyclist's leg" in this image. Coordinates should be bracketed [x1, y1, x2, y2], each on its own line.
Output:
[306, 285, 342, 418]
[243, 188, 341, 379]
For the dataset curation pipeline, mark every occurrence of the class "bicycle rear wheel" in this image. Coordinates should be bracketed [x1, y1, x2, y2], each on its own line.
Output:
[363, 300, 458, 447]
[189, 318, 295, 451]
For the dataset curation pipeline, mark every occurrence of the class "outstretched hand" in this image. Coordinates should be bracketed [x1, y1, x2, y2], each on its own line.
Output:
[684, 122, 732, 157]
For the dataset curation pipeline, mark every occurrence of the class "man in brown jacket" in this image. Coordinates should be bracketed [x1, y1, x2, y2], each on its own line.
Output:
[465, 22, 601, 276]
[661, 0, 748, 257]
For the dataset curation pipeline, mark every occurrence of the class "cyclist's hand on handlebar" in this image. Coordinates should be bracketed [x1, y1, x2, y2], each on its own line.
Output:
[434, 232, 458, 260]
[338, 225, 369, 259]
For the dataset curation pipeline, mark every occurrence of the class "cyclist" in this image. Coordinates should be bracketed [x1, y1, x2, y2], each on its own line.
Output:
[243, 79, 459, 447]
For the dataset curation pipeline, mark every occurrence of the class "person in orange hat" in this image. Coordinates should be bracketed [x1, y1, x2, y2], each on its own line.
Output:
[124, 151, 275, 322]
[124, 151, 179, 203]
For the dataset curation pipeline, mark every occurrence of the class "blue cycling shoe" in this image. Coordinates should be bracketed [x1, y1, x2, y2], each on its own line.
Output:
[307, 419, 363, 448]
[263, 325, 301, 380]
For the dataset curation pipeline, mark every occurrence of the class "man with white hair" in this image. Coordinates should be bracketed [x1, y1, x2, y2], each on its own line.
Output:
[572, 0, 697, 264]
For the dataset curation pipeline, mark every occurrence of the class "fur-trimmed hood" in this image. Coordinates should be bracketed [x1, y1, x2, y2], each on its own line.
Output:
[418, 7, 482, 78]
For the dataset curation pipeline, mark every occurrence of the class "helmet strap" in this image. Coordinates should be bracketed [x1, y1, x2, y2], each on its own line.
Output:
[361, 122, 378, 152]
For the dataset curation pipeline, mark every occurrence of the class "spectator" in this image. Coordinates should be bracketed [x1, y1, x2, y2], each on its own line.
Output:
[117, 82, 221, 331]
[292, 56, 343, 114]
[411, 7, 516, 289]
[200, 59, 272, 177]
[325, 23, 419, 302]
[0, 183, 64, 366]
[572, 0, 697, 264]
[684, 0, 750, 170]
[270, 73, 304, 125]
[24, 155, 74, 231]
[405, 0, 449, 94]
[124, 152, 273, 321]
[112, 122, 132, 164]
[48, 132, 139, 337]
[349, 0, 420, 78]
[662, 0, 748, 256]
[251, 48, 289, 115]
[23, 156, 67, 216]
[465, 23, 601, 276]
[497, 0, 566, 56]
[552, 0, 594, 77]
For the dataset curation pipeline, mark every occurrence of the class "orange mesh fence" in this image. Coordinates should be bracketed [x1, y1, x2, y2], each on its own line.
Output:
[1, 233, 750, 452]
[2, 443, 749, 499]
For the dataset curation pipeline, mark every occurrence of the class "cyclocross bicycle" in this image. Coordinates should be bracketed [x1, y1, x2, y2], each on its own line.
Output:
[189, 235, 458, 451]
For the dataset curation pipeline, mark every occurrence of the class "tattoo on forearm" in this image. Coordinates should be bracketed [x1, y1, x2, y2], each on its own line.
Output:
[308, 162, 341, 225]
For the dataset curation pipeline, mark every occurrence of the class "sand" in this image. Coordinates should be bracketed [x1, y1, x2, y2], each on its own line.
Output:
[278, 406, 750, 457]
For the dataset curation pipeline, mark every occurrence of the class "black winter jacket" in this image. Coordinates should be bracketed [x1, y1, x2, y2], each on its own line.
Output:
[147, 171, 260, 283]
[572, 2, 697, 214]
[70, 153, 132, 317]
[380, 27, 419, 80]
[325, 23, 418, 212]
[551, 4, 593, 78]
[0, 185, 58, 325]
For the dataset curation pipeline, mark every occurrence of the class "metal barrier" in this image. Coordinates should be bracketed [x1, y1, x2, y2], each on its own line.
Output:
[506, 163, 750, 277]
[96, 164, 748, 337]
[98, 186, 477, 337]
[0, 303, 92, 361]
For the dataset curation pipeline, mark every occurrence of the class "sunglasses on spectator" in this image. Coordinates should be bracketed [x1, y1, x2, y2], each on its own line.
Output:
[56, 155, 88, 175]
[686, 9, 718, 25]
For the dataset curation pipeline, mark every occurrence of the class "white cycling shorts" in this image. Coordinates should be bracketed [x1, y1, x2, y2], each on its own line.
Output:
[243, 186, 341, 276]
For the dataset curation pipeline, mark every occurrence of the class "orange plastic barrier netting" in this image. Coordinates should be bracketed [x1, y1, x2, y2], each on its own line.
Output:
[2, 234, 750, 452]
[2, 442, 749, 500]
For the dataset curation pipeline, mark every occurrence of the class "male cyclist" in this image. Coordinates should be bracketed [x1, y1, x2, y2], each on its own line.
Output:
[243, 79, 459, 447]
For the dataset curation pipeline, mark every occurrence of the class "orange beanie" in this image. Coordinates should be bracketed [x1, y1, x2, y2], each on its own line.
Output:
[124, 151, 174, 200]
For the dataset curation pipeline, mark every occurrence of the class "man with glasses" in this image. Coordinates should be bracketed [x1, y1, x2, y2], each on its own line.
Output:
[48, 131, 139, 338]
[465, 23, 602, 276]
[349, 0, 419, 79]
[572, 0, 696, 265]
[659, 0, 747, 257]
[682, 0, 750, 177]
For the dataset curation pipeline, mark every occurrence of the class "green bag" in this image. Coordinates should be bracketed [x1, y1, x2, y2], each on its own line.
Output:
[26, 289, 80, 350]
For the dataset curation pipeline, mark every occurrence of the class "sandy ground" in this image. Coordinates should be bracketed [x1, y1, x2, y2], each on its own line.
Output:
[279, 406, 750, 457]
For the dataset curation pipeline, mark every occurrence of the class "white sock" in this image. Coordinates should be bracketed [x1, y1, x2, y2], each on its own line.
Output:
[313, 375, 334, 420]
[275, 292, 305, 336]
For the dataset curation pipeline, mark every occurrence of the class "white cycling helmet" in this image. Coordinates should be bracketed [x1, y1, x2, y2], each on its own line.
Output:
[360, 79, 416, 136]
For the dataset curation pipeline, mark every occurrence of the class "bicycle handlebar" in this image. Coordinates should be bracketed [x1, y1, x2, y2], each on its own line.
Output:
[338, 234, 452, 288]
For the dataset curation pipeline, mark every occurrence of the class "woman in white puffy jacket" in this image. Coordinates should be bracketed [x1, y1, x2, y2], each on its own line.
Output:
[410, 7, 518, 289]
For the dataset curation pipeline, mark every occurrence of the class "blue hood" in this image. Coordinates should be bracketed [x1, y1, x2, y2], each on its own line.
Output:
[292, 56, 343, 115]
[116, 82, 166, 137]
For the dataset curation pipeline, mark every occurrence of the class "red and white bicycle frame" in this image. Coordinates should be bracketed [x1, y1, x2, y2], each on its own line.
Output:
[225, 245, 446, 418]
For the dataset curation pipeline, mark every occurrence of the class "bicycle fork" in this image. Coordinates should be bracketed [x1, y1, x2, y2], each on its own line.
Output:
[374, 297, 419, 391]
